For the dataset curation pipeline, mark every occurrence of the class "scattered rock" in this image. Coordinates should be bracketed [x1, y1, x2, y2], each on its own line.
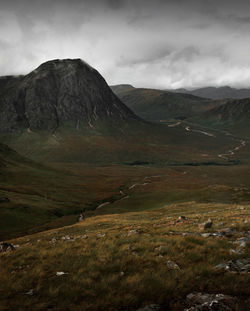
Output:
[177, 216, 187, 222]
[96, 233, 106, 238]
[234, 236, 250, 248]
[185, 292, 236, 311]
[218, 228, 237, 237]
[82, 234, 88, 239]
[229, 249, 243, 255]
[24, 289, 34, 296]
[136, 304, 161, 311]
[79, 213, 84, 221]
[201, 233, 212, 238]
[0, 242, 15, 253]
[61, 235, 73, 241]
[166, 260, 180, 270]
[51, 237, 57, 244]
[56, 271, 68, 276]
[128, 229, 139, 236]
[213, 258, 250, 273]
[154, 246, 163, 252]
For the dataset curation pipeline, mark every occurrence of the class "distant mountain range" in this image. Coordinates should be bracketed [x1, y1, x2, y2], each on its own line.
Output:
[111, 84, 223, 121]
[169, 86, 250, 100]
[111, 84, 250, 138]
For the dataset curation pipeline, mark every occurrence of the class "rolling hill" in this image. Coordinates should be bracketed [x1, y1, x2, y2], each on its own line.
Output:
[110, 85, 222, 122]
[191, 98, 250, 138]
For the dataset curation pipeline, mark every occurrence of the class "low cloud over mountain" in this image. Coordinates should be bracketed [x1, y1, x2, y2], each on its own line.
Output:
[1, 0, 250, 89]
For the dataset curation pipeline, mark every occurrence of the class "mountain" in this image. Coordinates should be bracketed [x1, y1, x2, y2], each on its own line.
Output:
[111, 85, 221, 121]
[0, 59, 139, 134]
[0, 61, 237, 165]
[172, 86, 250, 100]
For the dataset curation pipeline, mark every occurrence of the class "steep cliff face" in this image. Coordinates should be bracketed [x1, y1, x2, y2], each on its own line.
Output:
[0, 59, 139, 133]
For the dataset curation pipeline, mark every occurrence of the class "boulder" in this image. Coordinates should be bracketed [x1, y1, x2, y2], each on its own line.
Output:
[166, 260, 180, 270]
[0, 242, 15, 252]
[199, 219, 213, 230]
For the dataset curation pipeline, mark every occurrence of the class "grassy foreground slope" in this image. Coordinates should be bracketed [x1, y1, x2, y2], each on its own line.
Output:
[0, 202, 249, 311]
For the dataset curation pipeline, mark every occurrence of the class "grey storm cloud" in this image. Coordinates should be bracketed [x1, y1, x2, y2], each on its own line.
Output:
[1, 0, 250, 89]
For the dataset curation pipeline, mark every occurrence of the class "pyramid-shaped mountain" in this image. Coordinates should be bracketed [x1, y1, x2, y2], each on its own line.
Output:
[0, 59, 139, 133]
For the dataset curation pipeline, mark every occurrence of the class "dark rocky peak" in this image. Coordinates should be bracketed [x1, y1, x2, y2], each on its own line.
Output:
[0, 59, 138, 133]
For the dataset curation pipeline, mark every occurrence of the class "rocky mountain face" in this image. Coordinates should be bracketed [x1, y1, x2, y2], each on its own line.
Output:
[0, 59, 139, 133]
[172, 86, 250, 100]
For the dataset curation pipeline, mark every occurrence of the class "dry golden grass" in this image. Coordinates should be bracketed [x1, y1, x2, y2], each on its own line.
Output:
[0, 202, 249, 311]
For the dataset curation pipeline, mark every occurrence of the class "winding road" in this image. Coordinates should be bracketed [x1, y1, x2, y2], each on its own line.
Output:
[168, 120, 247, 160]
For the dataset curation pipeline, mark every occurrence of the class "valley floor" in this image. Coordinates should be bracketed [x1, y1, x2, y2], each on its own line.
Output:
[1, 162, 250, 240]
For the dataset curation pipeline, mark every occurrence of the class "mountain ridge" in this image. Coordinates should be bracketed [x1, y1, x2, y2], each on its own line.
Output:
[111, 84, 222, 121]
[170, 86, 250, 99]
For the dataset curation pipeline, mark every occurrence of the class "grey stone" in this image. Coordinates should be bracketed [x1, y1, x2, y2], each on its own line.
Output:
[136, 304, 161, 311]
[185, 292, 236, 311]
[166, 260, 180, 270]
[0, 242, 15, 252]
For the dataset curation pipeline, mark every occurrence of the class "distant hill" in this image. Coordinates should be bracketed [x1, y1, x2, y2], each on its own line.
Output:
[191, 98, 250, 138]
[171, 86, 250, 100]
[111, 85, 222, 121]
[205, 98, 250, 121]
[110, 84, 135, 94]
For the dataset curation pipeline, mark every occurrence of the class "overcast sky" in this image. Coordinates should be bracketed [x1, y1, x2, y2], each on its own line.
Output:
[1, 0, 250, 89]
